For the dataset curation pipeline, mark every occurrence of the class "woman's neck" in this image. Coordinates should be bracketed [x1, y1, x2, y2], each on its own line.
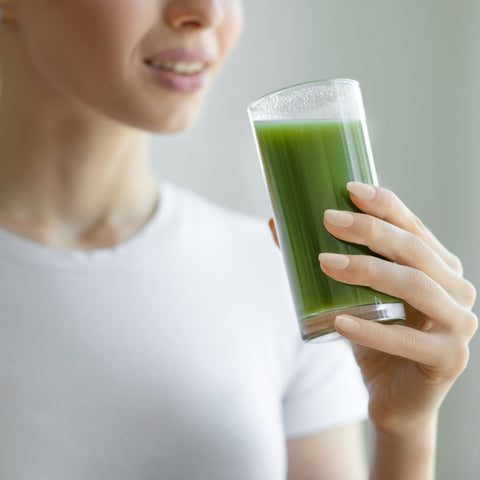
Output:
[0, 107, 160, 250]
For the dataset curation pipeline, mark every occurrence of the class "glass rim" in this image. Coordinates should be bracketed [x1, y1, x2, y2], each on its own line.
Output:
[247, 78, 359, 113]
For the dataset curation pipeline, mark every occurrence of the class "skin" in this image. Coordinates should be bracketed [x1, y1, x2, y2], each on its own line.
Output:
[0, 0, 242, 249]
[0, 1, 477, 478]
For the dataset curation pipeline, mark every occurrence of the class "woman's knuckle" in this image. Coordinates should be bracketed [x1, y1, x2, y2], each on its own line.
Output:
[396, 328, 419, 356]
[405, 233, 430, 260]
[412, 215, 427, 235]
[362, 256, 378, 281]
[460, 279, 477, 308]
[381, 189, 397, 219]
[448, 254, 464, 275]
[407, 269, 433, 295]
[470, 312, 479, 337]
[371, 322, 387, 345]
[463, 310, 478, 338]
[449, 341, 470, 377]
[367, 216, 382, 240]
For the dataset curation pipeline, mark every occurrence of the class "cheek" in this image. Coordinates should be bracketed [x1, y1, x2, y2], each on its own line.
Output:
[20, 1, 150, 98]
[218, 1, 243, 57]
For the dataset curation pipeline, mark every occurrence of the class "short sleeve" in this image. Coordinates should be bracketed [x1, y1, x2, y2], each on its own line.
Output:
[282, 338, 369, 438]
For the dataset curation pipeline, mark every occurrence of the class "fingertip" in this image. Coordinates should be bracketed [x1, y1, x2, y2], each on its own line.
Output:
[335, 315, 361, 334]
[346, 182, 376, 201]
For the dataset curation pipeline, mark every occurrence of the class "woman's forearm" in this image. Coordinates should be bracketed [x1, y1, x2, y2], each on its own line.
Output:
[370, 417, 438, 480]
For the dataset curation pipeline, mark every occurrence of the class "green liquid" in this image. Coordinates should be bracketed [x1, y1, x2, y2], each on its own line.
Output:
[254, 119, 400, 326]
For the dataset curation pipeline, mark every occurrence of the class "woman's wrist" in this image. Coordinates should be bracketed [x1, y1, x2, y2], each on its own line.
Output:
[370, 415, 438, 480]
[371, 408, 439, 439]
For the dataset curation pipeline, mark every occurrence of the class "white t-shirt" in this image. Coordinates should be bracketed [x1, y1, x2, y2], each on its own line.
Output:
[0, 180, 368, 479]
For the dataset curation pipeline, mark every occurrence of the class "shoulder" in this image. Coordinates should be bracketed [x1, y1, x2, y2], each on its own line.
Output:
[164, 181, 268, 230]
[162, 180, 279, 259]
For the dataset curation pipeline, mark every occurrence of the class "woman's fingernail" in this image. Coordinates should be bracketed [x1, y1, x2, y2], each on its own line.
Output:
[335, 315, 361, 333]
[347, 182, 376, 201]
[324, 209, 354, 227]
[318, 253, 350, 270]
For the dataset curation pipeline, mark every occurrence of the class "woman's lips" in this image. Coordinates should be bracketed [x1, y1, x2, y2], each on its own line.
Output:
[144, 63, 208, 93]
[144, 48, 214, 94]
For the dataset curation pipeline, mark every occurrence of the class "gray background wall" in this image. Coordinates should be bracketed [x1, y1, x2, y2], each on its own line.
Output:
[151, 1, 480, 477]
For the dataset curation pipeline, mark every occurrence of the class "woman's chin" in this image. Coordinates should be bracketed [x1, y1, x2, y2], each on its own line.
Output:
[148, 110, 201, 134]
[93, 96, 204, 135]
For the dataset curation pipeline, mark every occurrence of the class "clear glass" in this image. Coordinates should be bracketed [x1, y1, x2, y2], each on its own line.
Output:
[248, 79, 406, 342]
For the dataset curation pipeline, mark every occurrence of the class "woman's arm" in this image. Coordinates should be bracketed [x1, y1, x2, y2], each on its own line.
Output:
[286, 418, 436, 480]
[319, 182, 477, 479]
[370, 418, 437, 480]
[286, 418, 437, 480]
[287, 422, 368, 480]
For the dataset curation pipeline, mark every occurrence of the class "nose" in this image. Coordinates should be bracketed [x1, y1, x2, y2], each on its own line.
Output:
[164, 0, 225, 30]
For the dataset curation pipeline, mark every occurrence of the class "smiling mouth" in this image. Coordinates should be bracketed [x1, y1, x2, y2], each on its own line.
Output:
[144, 59, 207, 75]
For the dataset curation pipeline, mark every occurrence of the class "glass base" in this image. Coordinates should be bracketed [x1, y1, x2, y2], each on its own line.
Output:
[301, 302, 406, 343]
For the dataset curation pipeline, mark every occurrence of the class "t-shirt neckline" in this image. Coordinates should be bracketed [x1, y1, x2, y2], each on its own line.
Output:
[0, 180, 173, 271]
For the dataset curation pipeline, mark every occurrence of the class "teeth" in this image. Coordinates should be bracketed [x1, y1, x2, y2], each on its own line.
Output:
[148, 60, 205, 74]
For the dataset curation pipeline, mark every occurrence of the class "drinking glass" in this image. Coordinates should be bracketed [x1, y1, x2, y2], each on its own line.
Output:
[248, 79, 406, 342]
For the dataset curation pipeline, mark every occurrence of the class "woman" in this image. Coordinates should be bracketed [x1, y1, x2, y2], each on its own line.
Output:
[0, 1, 476, 479]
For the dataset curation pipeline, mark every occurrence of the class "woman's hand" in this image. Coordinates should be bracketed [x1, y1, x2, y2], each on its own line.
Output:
[269, 181, 477, 437]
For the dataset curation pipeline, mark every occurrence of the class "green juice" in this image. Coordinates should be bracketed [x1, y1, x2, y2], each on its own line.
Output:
[254, 119, 404, 341]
